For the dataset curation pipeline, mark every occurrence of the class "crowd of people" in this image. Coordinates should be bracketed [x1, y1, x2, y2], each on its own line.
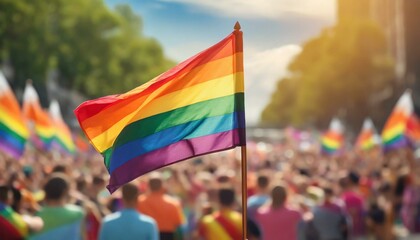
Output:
[1, 138, 420, 240]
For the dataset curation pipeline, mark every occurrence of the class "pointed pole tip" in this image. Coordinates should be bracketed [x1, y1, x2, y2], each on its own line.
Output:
[26, 79, 33, 85]
[234, 21, 241, 31]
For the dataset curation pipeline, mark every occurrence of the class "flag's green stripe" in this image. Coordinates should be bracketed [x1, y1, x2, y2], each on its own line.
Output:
[53, 136, 75, 154]
[383, 133, 404, 146]
[111, 93, 244, 149]
[0, 121, 26, 144]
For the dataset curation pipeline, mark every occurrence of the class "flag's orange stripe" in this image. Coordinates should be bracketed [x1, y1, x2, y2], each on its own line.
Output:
[77, 34, 238, 121]
[81, 53, 242, 139]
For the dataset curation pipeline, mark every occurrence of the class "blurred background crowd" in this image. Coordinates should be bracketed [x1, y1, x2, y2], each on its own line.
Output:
[2, 138, 420, 240]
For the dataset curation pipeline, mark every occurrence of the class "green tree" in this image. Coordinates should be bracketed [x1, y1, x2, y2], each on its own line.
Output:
[261, 19, 395, 131]
[0, 0, 174, 99]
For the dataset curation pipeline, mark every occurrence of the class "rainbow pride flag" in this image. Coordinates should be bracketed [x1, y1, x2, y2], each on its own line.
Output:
[355, 118, 380, 151]
[381, 90, 413, 151]
[49, 100, 75, 154]
[321, 118, 344, 155]
[0, 203, 28, 239]
[0, 71, 29, 158]
[23, 83, 55, 150]
[75, 27, 246, 193]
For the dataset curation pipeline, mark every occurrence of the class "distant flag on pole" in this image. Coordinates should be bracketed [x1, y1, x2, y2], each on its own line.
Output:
[23, 82, 55, 150]
[355, 118, 380, 151]
[75, 27, 246, 193]
[49, 100, 75, 154]
[381, 90, 414, 151]
[0, 71, 29, 158]
[321, 118, 344, 155]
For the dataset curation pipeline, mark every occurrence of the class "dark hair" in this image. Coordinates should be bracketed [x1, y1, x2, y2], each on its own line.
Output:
[52, 164, 68, 174]
[218, 188, 235, 207]
[122, 183, 139, 202]
[92, 175, 106, 186]
[148, 178, 162, 192]
[0, 185, 10, 203]
[257, 175, 269, 189]
[348, 171, 360, 185]
[271, 185, 287, 207]
[44, 173, 70, 200]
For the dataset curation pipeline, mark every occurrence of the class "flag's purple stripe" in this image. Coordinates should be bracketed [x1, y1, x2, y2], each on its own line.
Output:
[0, 140, 21, 159]
[107, 128, 246, 193]
[383, 135, 411, 152]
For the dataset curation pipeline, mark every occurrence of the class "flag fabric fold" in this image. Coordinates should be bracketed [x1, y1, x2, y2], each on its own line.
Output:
[49, 100, 75, 154]
[321, 118, 344, 155]
[75, 29, 246, 193]
[23, 83, 55, 150]
[0, 71, 29, 158]
[381, 90, 414, 151]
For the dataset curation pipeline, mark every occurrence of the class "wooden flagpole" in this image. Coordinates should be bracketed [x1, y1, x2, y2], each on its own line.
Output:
[233, 21, 247, 240]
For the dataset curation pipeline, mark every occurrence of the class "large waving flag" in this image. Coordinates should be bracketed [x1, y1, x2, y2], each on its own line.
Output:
[49, 100, 75, 154]
[321, 118, 344, 155]
[75, 27, 245, 193]
[23, 82, 55, 150]
[381, 90, 414, 151]
[355, 118, 380, 151]
[0, 71, 29, 158]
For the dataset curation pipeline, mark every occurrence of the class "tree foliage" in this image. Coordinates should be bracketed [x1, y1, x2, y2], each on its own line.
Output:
[0, 0, 174, 98]
[261, 19, 396, 131]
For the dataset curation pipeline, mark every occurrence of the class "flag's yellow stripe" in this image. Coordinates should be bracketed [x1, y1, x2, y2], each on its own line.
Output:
[91, 72, 244, 152]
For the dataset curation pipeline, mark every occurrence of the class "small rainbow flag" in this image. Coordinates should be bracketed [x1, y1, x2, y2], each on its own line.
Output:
[49, 100, 75, 154]
[75, 26, 246, 193]
[321, 118, 344, 155]
[23, 83, 55, 150]
[381, 90, 414, 151]
[355, 118, 380, 151]
[0, 203, 28, 239]
[0, 71, 29, 159]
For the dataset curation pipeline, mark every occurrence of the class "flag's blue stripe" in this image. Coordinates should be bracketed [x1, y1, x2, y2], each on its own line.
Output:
[109, 111, 245, 173]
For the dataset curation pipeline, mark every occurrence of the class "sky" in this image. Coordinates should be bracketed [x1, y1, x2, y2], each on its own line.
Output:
[106, 0, 336, 124]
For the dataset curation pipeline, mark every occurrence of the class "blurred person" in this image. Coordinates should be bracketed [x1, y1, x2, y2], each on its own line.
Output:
[256, 184, 302, 240]
[401, 173, 420, 233]
[198, 188, 242, 240]
[99, 183, 158, 240]
[0, 185, 43, 240]
[30, 173, 85, 240]
[248, 174, 270, 220]
[138, 172, 184, 240]
[74, 176, 102, 240]
[339, 173, 366, 238]
[87, 175, 110, 217]
[309, 187, 349, 240]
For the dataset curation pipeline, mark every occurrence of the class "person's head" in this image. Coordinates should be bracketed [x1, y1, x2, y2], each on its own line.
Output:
[323, 186, 334, 201]
[218, 188, 236, 208]
[348, 171, 360, 186]
[91, 175, 106, 195]
[121, 183, 139, 208]
[52, 164, 68, 174]
[0, 185, 11, 204]
[271, 185, 287, 208]
[148, 172, 163, 192]
[257, 175, 269, 192]
[44, 173, 70, 204]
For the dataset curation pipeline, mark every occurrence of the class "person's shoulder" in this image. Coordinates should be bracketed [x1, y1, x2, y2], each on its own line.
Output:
[103, 211, 122, 224]
[64, 204, 85, 218]
[200, 214, 215, 225]
[138, 213, 157, 225]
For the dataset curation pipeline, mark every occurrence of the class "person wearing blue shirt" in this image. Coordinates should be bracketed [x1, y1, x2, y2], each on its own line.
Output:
[99, 183, 158, 240]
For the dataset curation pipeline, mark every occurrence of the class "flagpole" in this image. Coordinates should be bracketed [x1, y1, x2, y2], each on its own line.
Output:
[233, 21, 247, 240]
[241, 145, 248, 239]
